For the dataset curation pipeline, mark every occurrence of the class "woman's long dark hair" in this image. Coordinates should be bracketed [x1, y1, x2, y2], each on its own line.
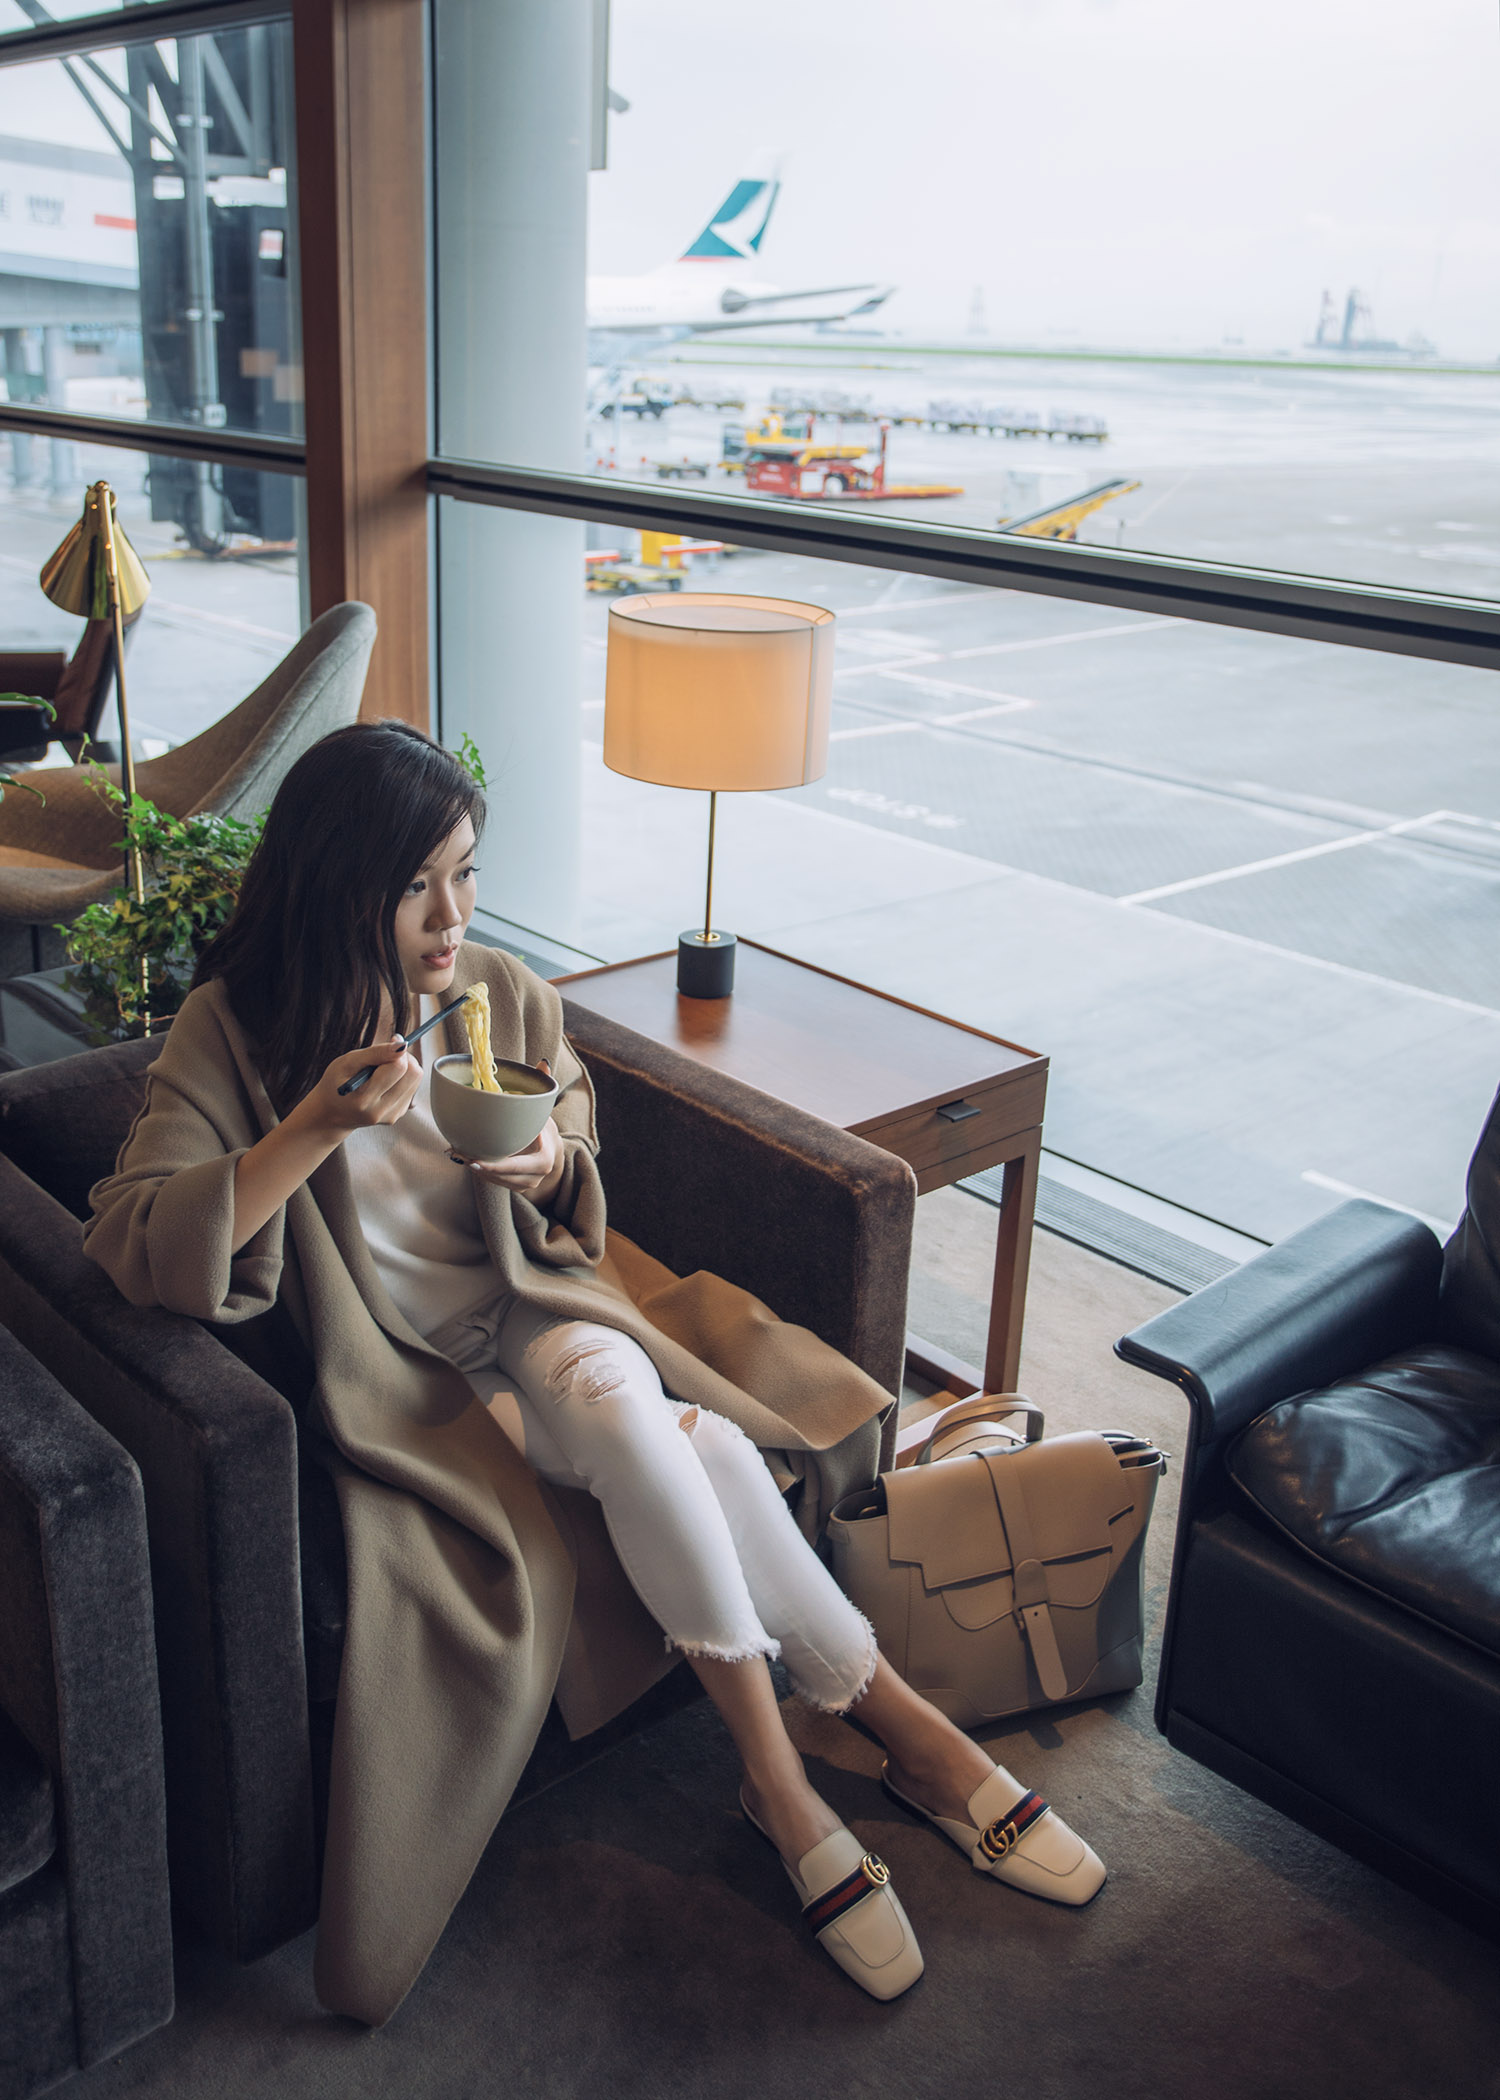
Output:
[194, 722, 486, 1112]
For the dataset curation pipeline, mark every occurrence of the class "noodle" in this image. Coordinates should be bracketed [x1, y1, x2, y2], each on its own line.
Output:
[461, 982, 501, 1092]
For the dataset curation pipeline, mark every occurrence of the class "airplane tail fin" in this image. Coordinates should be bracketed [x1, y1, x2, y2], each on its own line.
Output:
[679, 171, 781, 261]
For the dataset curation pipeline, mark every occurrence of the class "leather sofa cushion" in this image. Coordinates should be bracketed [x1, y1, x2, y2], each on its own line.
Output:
[1228, 1344, 1500, 1661]
[0, 1706, 56, 1895]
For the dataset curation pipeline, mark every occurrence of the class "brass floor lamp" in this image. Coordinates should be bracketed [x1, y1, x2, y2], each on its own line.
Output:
[40, 481, 154, 1012]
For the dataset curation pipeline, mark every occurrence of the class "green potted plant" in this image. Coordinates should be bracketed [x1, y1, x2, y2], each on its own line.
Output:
[42, 735, 482, 1048]
[61, 774, 263, 1042]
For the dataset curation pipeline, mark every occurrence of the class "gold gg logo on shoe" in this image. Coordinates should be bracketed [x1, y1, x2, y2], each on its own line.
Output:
[979, 1819, 1019, 1861]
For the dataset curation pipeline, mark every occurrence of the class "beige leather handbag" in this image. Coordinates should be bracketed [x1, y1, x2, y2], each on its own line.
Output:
[828, 1396, 1166, 1728]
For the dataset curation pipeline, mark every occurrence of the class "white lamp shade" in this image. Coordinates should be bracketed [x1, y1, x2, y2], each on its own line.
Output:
[604, 592, 834, 792]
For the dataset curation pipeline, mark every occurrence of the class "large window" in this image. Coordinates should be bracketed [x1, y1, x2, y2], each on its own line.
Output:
[430, 0, 1500, 1252]
[0, 427, 298, 745]
[439, 497, 1497, 1244]
[438, 0, 1500, 594]
[0, 8, 300, 559]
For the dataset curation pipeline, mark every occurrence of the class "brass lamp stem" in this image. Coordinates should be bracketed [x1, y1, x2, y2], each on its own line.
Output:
[97, 486, 149, 1023]
[703, 789, 719, 944]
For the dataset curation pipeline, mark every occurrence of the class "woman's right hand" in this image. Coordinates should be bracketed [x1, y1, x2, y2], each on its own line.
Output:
[289, 1039, 423, 1141]
[232, 1040, 421, 1254]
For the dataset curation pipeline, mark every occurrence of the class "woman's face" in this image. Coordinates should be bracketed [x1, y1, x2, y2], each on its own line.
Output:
[393, 815, 478, 1000]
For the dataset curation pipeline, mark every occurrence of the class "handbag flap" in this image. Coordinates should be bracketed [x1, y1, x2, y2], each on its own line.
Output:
[884, 1433, 1133, 1598]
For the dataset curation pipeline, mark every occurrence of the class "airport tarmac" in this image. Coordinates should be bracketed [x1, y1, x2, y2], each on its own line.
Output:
[0, 446, 300, 752]
[579, 543, 1500, 1246]
[604, 343, 1500, 597]
[0, 346, 1495, 1246]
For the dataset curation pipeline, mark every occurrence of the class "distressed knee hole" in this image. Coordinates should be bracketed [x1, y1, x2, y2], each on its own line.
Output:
[677, 1407, 700, 1438]
[539, 1336, 630, 1404]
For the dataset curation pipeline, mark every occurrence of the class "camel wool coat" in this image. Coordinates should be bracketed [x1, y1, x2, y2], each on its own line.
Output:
[82, 941, 890, 2027]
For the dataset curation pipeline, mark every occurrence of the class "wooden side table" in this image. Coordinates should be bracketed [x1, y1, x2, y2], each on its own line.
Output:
[555, 939, 1047, 1396]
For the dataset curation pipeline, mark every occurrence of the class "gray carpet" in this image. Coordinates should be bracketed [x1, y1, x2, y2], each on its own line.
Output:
[77, 1205, 1500, 2100]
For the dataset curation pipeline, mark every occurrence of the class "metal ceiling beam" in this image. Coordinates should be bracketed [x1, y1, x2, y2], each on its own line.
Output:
[0, 0, 283, 69]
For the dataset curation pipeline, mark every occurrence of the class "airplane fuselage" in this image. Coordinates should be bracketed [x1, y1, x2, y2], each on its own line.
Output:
[587, 263, 891, 343]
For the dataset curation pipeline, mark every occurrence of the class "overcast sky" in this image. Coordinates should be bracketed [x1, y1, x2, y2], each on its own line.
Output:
[0, 2, 1492, 359]
[591, 0, 1500, 358]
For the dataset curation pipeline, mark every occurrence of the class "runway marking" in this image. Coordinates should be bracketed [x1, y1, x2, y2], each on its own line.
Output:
[835, 652, 943, 679]
[833, 615, 1183, 683]
[1118, 813, 1444, 906]
[946, 617, 1185, 661]
[1300, 1171, 1453, 1237]
[1125, 914, 1500, 1021]
[882, 671, 1037, 710]
[931, 697, 1035, 724]
[826, 785, 963, 829]
[828, 720, 924, 741]
[840, 589, 988, 617]
[1131, 469, 1198, 526]
[772, 791, 1500, 1022]
[139, 603, 296, 644]
[837, 627, 942, 653]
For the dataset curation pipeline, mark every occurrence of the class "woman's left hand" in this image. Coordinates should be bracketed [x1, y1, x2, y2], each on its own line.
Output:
[448, 1059, 566, 1204]
[451, 1117, 564, 1199]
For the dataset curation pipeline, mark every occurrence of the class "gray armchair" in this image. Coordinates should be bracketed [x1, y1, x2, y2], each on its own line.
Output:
[0, 1002, 913, 1963]
[0, 1322, 173, 2097]
[0, 600, 377, 977]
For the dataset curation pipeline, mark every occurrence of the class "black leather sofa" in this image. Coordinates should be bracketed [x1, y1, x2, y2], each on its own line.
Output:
[0, 1323, 173, 2097]
[0, 1002, 915, 1966]
[1118, 1109, 1500, 1938]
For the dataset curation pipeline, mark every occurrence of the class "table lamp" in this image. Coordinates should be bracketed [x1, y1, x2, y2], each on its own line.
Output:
[604, 592, 834, 997]
[40, 481, 154, 1013]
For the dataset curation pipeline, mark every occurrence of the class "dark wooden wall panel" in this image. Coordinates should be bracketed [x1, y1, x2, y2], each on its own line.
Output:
[293, 0, 429, 727]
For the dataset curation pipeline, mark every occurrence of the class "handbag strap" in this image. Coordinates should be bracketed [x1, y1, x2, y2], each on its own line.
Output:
[912, 1392, 1045, 1465]
[983, 1450, 1071, 1703]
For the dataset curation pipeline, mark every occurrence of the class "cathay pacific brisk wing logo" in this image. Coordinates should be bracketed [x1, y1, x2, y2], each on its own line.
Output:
[680, 178, 780, 260]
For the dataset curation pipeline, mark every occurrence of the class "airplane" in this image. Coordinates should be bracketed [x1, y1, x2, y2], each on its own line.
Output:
[587, 171, 894, 361]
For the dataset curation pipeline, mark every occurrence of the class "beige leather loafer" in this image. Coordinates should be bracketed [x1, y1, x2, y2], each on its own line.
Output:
[882, 1762, 1106, 1907]
[741, 1793, 924, 2001]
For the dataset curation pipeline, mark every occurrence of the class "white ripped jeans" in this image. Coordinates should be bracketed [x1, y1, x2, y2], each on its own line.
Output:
[429, 1298, 877, 1713]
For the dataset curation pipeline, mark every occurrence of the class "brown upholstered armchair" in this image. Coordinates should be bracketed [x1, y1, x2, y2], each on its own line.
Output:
[0, 995, 915, 1962]
[0, 600, 376, 978]
[0, 610, 141, 767]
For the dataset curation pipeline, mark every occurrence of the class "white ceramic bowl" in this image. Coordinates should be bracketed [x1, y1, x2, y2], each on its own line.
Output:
[429, 1053, 559, 1160]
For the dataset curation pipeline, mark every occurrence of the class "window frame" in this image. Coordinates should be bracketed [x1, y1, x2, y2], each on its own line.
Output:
[430, 454, 1500, 673]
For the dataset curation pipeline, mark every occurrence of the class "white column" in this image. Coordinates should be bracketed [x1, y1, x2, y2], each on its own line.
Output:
[434, 0, 590, 946]
[42, 325, 76, 499]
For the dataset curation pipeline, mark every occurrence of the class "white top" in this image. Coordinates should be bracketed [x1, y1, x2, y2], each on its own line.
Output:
[344, 1000, 501, 1340]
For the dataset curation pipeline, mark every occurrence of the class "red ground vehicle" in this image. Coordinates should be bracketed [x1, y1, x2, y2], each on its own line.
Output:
[740, 418, 962, 501]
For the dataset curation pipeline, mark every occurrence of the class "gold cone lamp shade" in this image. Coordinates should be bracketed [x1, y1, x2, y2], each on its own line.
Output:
[40, 482, 152, 623]
[39, 481, 153, 1019]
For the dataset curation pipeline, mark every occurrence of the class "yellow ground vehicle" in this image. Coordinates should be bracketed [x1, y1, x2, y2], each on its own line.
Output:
[996, 478, 1141, 541]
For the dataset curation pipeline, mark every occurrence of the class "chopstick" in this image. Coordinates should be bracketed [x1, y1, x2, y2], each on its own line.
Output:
[337, 992, 471, 1096]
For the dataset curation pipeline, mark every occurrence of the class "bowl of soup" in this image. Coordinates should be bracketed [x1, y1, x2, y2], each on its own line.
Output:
[429, 1054, 559, 1161]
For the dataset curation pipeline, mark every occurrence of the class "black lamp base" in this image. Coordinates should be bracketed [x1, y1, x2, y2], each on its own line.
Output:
[677, 929, 737, 998]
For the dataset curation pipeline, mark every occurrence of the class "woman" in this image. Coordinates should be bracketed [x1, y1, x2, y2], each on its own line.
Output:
[85, 722, 1104, 2024]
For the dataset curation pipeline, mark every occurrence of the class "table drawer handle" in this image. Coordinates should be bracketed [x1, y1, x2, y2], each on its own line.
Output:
[937, 1099, 981, 1123]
